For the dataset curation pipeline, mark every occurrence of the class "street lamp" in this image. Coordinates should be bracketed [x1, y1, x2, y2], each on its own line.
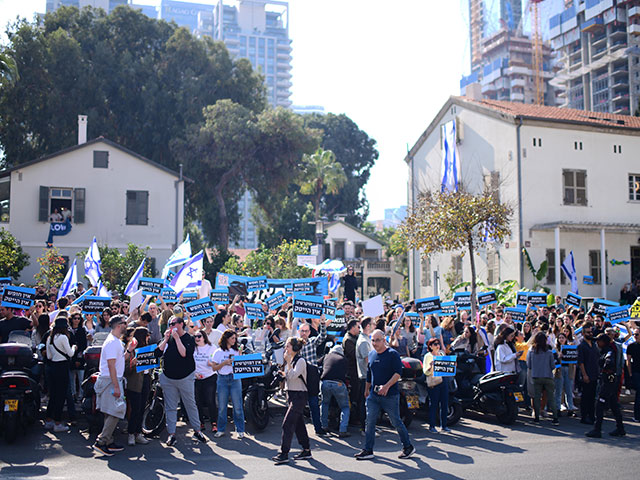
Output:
[315, 216, 326, 264]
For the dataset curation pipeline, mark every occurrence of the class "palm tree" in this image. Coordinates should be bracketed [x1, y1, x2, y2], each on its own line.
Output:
[297, 148, 347, 223]
[0, 52, 19, 87]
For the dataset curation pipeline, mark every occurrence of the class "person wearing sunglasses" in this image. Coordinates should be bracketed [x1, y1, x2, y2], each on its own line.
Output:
[626, 326, 640, 422]
[69, 312, 88, 403]
[194, 328, 218, 433]
[154, 316, 208, 446]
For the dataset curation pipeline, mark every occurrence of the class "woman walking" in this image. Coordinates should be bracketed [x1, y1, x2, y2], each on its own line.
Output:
[125, 327, 151, 446]
[554, 332, 576, 416]
[212, 330, 245, 438]
[194, 328, 218, 433]
[527, 332, 559, 425]
[423, 338, 450, 433]
[45, 315, 77, 432]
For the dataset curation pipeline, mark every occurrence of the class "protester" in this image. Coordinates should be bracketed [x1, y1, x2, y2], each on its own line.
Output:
[68, 312, 87, 403]
[342, 319, 360, 424]
[319, 344, 351, 437]
[577, 322, 599, 425]
[356, 317, 374, 434]
[554, 332, 576, 416]
[212, 329, 245, 438]
[343, 265, 358, 303]
[423, 337, 450, 433]
[527, 332, 558, 425]
[95, 308, 112, 334]
[0, 306, 31, 343]
[124, 327, 151, 446]
[154, 315, 207, 446]
[355, 329, 414, 461]
[494, 327, 522, 373]
[194, 327, 218, 433]
[626, 326, 640, 422]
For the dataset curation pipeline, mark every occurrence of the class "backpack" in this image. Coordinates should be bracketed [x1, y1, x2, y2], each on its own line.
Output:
[295, 356, 320, 397]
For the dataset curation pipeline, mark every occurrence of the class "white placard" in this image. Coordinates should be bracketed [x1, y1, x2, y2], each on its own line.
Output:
[362, 295, 384, 318]
[297, 255, 317, 266]
[129, 289, 143, 312]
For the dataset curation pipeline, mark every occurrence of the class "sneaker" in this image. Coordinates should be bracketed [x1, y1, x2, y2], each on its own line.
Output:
[237, 432, 245, 439]
[211, 423, 218, 433]
[93, 442, 114, 457]
[44, 420, 55, 430]
[316, 428, 329, 437]
[128, 434, 136, 446]
[213, 431, 225, 438]
[441, 427, 451, 433]
[166, 435, 177, 447]
[398, 445, 415, 459]
[271, 452, 289, 465]
[609, 428, 626, 437]
[355, 449, 374, 460]
[533, 417, 540, 424]
[107, 443, 124, 452]
[567, 410, 576, 417]
[135, 434, 150, 445]
[338, 431, 351, 438]
[359, 429, 366, 437]
[194, 431, 208, 444]
[293, 449, 312, 460]
[585, 430, 601, 438]
[552, 419, 559, 426]
[428, 426, 438, 433]
[53, 423, 69, 433]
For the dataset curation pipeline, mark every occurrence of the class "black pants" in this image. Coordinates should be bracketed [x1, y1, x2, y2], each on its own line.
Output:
[594, 385, 624, 432]
[358, 378, 367, 429]
[581, 380, 597, 422]
[195, 375, 218, 426]
[280, 390, 310, 456]
[46, 361, 70, 422]
[127, 390, 144, 435]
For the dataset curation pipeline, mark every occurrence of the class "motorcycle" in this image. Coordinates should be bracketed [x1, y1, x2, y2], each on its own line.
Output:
[80, 332, 109, 432]
[0, 331, 41, 443]
[451, 350, 523, 425]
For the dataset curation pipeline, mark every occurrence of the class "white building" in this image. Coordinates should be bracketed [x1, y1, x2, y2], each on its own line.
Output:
[0, 135, 185, 283]
[405, 95, 640, 301]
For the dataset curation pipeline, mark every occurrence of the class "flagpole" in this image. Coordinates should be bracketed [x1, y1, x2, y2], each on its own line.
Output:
[555, 227, 561, 296]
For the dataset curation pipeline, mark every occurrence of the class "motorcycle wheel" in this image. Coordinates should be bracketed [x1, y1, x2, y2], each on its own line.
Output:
[142, 398, 166, 436]
[447, 402, 463, 427]
[399, 393, 413, 428]
[496, 396, 518, 425]
[244, 390, 269, 432]
[4, 414, 19, 443]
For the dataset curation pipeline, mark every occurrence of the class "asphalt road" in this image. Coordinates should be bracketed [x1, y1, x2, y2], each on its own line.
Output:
[1, 405, 639, 480]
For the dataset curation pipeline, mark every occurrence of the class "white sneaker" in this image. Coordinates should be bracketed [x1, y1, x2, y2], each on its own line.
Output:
[237, 432, 245, 439]
[135, 434, 150, 445]
[53, 423, 69, 433]
[44, 420, 55, 430]
[213, 431, 225, 438]
[128, 434, 135, 446]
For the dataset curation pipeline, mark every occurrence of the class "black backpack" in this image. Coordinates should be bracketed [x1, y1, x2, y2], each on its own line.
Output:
[296, 356, 320, 397]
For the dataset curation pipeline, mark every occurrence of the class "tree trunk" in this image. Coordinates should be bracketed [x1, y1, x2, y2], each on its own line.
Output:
[214, 163, 242, 250]
[468, 235, 477, 324]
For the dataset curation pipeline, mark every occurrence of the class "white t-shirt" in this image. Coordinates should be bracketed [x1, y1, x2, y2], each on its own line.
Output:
[217, 323, 230, 334]
[99, 332, 125, 378]
[212, 347, 239, 376]
[198, 279, 212, 299]
[206, 329, 222, 348]
[194, 344, 216, 379]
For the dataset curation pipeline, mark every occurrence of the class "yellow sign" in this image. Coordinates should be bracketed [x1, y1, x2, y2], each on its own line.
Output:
[631, 299, 640, 319]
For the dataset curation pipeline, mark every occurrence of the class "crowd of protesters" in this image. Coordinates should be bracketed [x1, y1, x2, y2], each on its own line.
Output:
[1, 278, 639, 463]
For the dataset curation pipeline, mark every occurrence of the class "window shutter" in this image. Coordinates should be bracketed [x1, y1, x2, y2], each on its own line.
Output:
[140, 191, 149, 225]
[39, 186, 49, 222]
[126, 191, 135, 224]
[74, 188, 85, 224]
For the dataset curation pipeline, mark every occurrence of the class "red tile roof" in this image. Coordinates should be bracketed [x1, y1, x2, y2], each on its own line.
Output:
[455, 96, 640, 130]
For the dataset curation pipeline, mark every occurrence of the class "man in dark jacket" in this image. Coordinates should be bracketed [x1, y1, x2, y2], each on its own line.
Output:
[342, 319, 360, 425]
[319, 345, 350, 437]
[586, 333, 626, 438]
[343, 266, 358, 302]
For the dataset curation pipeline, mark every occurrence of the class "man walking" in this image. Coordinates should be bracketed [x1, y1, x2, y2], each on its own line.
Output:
[355, 330, 415, 460]
[356, 317, 374, 434]
[577, 322, 599, 425]
[626, 326, 640, 422]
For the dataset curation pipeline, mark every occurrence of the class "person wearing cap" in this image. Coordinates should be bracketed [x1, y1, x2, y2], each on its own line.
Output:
[319, 344, 351, 437]
[586, 333, 626, 438]
[93, 314, 130, 455]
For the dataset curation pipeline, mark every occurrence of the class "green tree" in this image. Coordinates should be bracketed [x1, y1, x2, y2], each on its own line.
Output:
[0, 51, 19, 87]
[0, 228, 30, 279]
[401, 187, 513, 320]
[34, 247, 65, 288]
[222, 239, 312, 279]
[296, 148, 347, 224]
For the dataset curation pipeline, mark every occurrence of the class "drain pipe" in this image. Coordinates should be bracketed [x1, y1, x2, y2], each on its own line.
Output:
[516, 117, 524, 287]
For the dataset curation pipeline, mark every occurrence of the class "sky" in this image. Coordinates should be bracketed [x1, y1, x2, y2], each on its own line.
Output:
[0, 0, 472, 221]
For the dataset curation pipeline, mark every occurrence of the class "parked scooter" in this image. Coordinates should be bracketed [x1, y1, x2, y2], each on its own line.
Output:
[450, 350, 523, 425]
[0, 331, 41, 443]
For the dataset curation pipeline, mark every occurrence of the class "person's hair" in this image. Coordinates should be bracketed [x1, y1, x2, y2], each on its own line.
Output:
[385, 309, 395, 325]
[287, 336, 306, 353]
[36, 314, 50, 339]
[555, 332, 567, 351]
[533, 332, 549, 353]
[441, 316, 455, 330]
[219, 329, 237, 350]
[427, 337, 440, 349]
[132, 327, 149, 348]
[57, 297, 69, 309]
[428, 315, 438, 328]
[347, 319, 359, 332]
[401, 315, 415, 333]
[123, 326, 135, 343]
[361, 317, 373, 331]
[375, 317, 386, 332]
[69, 311, 83, 326]
[213, 310, 227, 329]
[51, 322, 70, 340]
[494, 326, 515, 347]
[232, 313, 241, 324]
[583, 321, 594, 331]
[465, 325, 478, 350]
[265, 315, 276, 329]
[195, 328, 211, 346]
[486, 319, 496, 335]
[140, 312, 152, 324]
[35, 300, 46, 309]
[595, 315, 604, 322]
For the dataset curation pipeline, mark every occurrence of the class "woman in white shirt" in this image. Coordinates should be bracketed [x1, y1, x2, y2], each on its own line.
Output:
[45, 316, 77, 432]
[211, 330, 245, 438]
[493, 326, 522, 373]
[193, 328, 218, 433]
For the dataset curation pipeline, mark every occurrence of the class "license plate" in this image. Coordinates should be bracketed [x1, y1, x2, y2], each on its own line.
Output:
[406, 395, 419, 410]
[513, 392, 524, 402]
[4, 399, 18, 412]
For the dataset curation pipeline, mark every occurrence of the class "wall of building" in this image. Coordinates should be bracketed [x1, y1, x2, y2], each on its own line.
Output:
[325, 223, 383, 260]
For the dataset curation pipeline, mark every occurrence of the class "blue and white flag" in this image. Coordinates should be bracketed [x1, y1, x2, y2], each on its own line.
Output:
[97, 279, 111, 298]
[162, 234, 192, 279]
[84, 237, 102, 287]
[561, 251, 578, 294]
[169, 250, 203, 295]
[441, 120, 460, 193]
[125, 258, 146, 297]
[58, 259, 78, 300]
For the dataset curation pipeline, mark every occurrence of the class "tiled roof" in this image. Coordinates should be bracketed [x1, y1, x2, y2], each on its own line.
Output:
[455, 96, 640, 130]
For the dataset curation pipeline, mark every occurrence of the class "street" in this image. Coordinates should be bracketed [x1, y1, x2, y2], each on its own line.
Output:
[1, 405, 639, 480]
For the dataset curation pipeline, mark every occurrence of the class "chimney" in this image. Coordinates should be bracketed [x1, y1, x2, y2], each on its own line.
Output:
[465, 83, 483, 101]
[78, 115, 87, 145]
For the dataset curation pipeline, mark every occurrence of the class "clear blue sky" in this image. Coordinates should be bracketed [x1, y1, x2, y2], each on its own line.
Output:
[0, 0, 472, 221]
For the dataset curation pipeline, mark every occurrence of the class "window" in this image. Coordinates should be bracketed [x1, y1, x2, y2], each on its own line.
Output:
[589, 250, 608, 285]
[574, 141, 583, 150]
[354, 243, 366, 258]
[0, 177, 9, 222]
[563, 169, 587, 205]
[613, 145, 622, 154]
[629, 174, 640, 201]
[333, 240, 345, 259]
[93, 151, 109, 168]
[421, 257, 431, 287]
[452, 255, 463, 284]
[532, 138, 542, 147]
[545, 249, 566, 284]
[126, 190, 148, 225]
[487, 249, 500, 285]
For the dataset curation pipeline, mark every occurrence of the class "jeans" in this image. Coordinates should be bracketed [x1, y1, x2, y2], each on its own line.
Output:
[427, 380, 449, 428]
[633, 374, 640, 421]
[320, 380, 350, 433]
[533, 377, 557, 421]
[46, 361, 69, 422]
[69, 369, 84, 400]
[364, 393, 411, 452]
[126, 390, 144, 435]
[307, 394, 323, 433]
[554, 366, 575, 411]
[518, 360, 530, 404]
[581, 380, 597, 422]
[195, 374, 218, 426]
[217, 374, 245, 434]
[358, 378, 367, 429]
[160, 372, 201, 435]
[280, 390, 310, 456]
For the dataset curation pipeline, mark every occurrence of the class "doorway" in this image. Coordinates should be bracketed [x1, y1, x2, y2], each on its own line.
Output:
[632, 246, 640, 282]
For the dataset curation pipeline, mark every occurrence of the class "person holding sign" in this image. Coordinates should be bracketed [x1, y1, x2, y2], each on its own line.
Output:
[124, 327, 151, 446]
[493, 327, 522, 373]
[422, 338, 450, 433]
[194, 328, 218, 434]
[527, 332, 558, 426]
[554, 333, 576, 416]
[211, 330, 245, 439]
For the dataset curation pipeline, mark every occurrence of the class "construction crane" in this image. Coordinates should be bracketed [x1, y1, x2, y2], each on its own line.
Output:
[530, 0, 545, 105]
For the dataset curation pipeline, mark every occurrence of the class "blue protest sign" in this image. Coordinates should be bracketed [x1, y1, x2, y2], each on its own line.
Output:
[215, 273, 252, 296]
[439, 301, 456, 316]
[516, 291, 529, 306]
[1, 285, 36, 309]
[565, 292, 582, 309]
[607, 306, 630, 324]
[406, 312, 420, 327]
[160, 287, 179, 303]
[165, 271, 175, 283]
[416, 296, 441, 315]
[329, 309, 346, 331]
[453, 292, 471, 310]
[138, 277, 164, 296]
[46, 218, 72, 245]
[433, 355, 457, 377]
[210, 288, 230, 305]
[246, 276, 268, 293]
[592, 298, 619, 316]
[324, 301, 336, 321]
[267, 279, 294, 295]
[0, 277, 11, 286]
[135, 344, 159, 372]
[505, 306, 527, 323]
[561, 344, 578, 365]
[232, 353, 264, 380]
[292, 294, 324, 319]
[527, 292, 548, 308]
[244, 303, 266, 321]
[265, 291, 287, 311]
[583, 275, 594, 285]
[184, 298, 216, 323]
[182, 291, 198, 300]
[72, 288, 91, 305]
[478, 291, 498, 306]
[82, 296, 111, 314]
[291, 277, 329, 297]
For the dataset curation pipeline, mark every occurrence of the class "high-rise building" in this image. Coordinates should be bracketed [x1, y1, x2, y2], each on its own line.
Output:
[548, 0, 639, 115]
[46, 0, 128, 12]
[292, 105, 326, 115]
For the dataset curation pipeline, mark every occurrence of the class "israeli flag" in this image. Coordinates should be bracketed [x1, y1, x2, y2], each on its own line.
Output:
[97, 279, 111, 298]
[162, 234, 192, 279]
[441, 120, 460, 193]
[124, 259, 145, 297]
[561, 251, 578, 294]
[84, 237, 102, 287]
[169, 250, 203, 295]
[57, 259, 78, 300]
